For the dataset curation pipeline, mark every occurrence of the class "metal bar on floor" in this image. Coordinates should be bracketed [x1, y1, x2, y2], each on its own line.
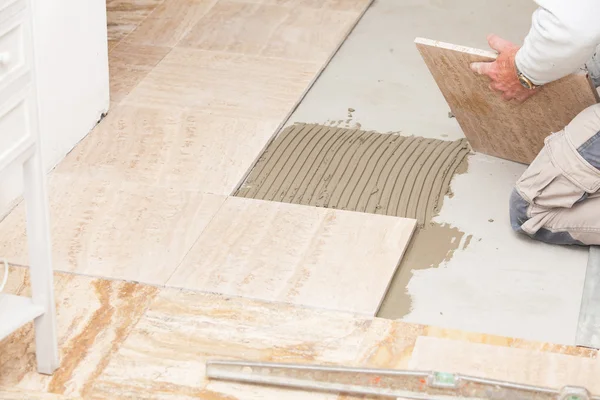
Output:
[576, 246, 600, 349]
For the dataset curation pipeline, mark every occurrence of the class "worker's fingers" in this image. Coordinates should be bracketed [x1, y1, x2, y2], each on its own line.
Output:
[489, 82, 505, 92]
[470, 61, 494, 76]
[514, 89, 538, 103]
[487, 34, 514, 53]
[502, 91, 516, 101]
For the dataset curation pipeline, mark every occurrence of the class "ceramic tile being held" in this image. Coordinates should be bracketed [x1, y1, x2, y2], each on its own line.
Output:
[236, 123, 469, 225]
[415, 38, 598, 164]
[167, 196, 416, 315]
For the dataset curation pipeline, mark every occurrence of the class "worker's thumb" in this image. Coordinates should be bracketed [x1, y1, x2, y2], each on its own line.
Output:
[487, 34, 513, 53]
[470, 61, 492, 75]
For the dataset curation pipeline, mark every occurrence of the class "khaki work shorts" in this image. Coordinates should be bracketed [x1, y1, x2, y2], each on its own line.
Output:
[510, 104, 600, 246]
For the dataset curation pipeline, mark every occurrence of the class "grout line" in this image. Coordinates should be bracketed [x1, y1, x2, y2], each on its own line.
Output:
[228, 0, 376, 196]
[162, 195, 230, 286]
[159, 45, 325, 65]
[7, 261, 375, 319]
[108, 0, 169, 53]
[170, 0, 220, 48]
[114, 46, 174, 106]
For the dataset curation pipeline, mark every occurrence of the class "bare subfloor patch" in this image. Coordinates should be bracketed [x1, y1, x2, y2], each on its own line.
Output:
[377, 222, 472, 318]
[236, 123, 469, 225]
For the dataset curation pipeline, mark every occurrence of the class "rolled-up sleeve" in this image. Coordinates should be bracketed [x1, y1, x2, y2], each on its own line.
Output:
[515, 0, 600, 85]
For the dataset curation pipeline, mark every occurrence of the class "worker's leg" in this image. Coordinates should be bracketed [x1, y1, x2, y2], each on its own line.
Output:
[586, 44, 600, 88]
[510, 104, 600, 246]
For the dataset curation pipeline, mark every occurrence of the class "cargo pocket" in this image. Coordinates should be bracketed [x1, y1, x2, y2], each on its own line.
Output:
[547, 130, 600, 193]
[516, 137, 587, 210]
[578, 132, 600, 170]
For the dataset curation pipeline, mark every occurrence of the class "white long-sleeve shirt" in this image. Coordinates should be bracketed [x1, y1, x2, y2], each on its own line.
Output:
[515, 0, 600, 85]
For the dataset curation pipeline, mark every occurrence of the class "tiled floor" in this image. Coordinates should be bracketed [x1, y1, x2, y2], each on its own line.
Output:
[0, 269, 597, 399]
[0, 191, 414, 313]
[2, 0, 597, 398]
[1, 0, 416, 316]
[410, 337, 600, 391]
[0, 174, 227, 284]
[166, 197, 415, 314]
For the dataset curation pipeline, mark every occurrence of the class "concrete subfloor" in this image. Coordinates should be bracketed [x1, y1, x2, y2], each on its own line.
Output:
[286, 0, 589, 345]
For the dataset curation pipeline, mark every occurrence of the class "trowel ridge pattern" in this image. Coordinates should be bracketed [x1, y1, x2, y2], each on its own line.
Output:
[236, 123, 469, 225]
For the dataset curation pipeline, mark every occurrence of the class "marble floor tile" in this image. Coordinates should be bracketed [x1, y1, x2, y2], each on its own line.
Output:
[179, 1, 289, 55]
[1, 272, 597, 399]
[124, 0, 218, 48]
[89, 286, 599, 399]
[90, 288, 374, 399]
[109, 43, 171, 103]
[0, 175, 226, 284]
[107, 40, 121, 53]
[122, 48, 320, 120]
[179, 0, 358, 63]
[0, 388, 79, 400]
[167, 197, 416, 315]
[55, 105, 279, 196]
[229, 0, 372, 13]
[106, 0, 166, 43]
[409, 337, 600, 391]
[0, 268, 158, 398]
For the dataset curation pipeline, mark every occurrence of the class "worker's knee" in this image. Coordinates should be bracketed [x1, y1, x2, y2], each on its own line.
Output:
[509, 188, 529, 232]
[565, 104, 600, 158]
[509, 188, 587, 246]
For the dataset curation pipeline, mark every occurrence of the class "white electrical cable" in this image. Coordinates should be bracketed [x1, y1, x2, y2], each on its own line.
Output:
[0, 259, 8, 293]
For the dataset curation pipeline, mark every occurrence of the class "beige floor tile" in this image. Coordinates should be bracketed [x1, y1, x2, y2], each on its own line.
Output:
[260, 6, 357, 62]
[122, 48, 319, 120]
[106, 0, 166, 42]
[0, 388, 79, 400]
[0, 268, 158, 398]
[2, 272, 596, 399]
[167, 197, 416, 315]
[324, 0, 372, 12]
[90, 288, 372, 399]
[179, 1, 289, 54]
[409, 337, 600, 391]
[180, 0, 358, 62]
[0, 175, 226, 284]
[109, 43, 171, 103]
[56, 105, 279, 196]
[125, 0, 218, 47]
[229, 0, 372, 12]
[107, 39, 121, 52]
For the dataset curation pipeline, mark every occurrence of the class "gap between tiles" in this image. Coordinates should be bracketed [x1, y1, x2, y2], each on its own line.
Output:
[227, 0, 375, 196]
[5, 262, 380, 319]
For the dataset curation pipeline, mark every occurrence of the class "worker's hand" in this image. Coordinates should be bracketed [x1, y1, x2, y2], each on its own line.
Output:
[470, 34, 538, 103]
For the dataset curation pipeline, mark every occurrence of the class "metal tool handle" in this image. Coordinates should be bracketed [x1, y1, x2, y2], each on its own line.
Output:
[206, 360, 596, 400]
